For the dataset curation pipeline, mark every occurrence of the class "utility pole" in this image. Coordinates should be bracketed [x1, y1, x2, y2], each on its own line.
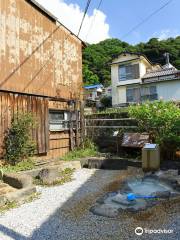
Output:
[164, 52, 170, 65]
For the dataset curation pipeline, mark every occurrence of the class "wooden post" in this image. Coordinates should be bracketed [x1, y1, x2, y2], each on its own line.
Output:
[75, 100, 80, 148]
[69, 110, 74, 151]
[80, 100, 85, 145]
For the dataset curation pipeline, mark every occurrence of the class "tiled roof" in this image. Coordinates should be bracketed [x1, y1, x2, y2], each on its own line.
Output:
[142, 68, 180, 79]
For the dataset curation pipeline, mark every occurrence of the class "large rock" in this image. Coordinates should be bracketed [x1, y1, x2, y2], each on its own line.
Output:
[90, 204, 120, 218]
[3, 173, 33, 189]
[151, 191, 171, 199]
[111, 193, 136, 206]
[127, 199, 147, 212]
[5, 186, 36, 202]
[38, 166, 59, 184]
[0, 195, 6, 207]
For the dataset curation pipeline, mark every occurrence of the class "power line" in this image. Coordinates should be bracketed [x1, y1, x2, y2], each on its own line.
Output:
[85, 0, 103, 41]
[120, 0, 173, 40]
[77, 0, 92, 37]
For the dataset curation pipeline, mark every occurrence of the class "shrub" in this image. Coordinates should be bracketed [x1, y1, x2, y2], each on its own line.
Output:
[4, 113, 36, 165]
[100, 96, 112, 108]
[128, 101, 180, 150]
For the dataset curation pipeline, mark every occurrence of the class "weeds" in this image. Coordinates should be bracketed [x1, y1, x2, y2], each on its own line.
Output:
[0, 201, 18, 213]
[33, 168, 75, 187]
[1, 159, 35, 174]
[62, 138, 98, 161]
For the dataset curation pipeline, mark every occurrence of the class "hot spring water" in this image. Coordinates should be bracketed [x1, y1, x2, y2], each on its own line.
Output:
[91, 175, 179, 217]
[127, 177, 171, 196]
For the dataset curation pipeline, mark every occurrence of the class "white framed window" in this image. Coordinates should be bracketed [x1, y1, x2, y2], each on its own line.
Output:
[49, 110, 69, 131]
[119, 64, 139, 81]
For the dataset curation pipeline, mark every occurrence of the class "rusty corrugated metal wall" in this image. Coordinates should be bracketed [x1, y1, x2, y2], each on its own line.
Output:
[0, 0, 82, 99]
[0, 0, 83, 160]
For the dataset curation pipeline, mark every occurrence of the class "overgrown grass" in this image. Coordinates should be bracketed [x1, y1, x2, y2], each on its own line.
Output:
[61, 147, 97, 161]
[33, 168, 75, 187]
[0, 201, 18, 213]
[1, 159, 35, 174]
[62, 138, 98, 161]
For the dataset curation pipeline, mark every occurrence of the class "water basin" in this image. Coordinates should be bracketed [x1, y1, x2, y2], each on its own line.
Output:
[91, 174, 180, 218]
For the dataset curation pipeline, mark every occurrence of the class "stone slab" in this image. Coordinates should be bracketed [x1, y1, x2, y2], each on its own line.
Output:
[3, 173, 33, 189]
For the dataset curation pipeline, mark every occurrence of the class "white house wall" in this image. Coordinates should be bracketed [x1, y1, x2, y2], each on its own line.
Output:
[156, 80, 180, 101]
[112, 54, 138, 64]
[111, 56, 150, 105]
[111, 64, 119, 105]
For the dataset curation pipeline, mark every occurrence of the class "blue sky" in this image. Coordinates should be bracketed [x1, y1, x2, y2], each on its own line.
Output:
[64, 0, 180, 44]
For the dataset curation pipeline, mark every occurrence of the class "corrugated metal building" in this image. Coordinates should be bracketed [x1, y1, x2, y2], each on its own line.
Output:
[0, 0, 85, 159]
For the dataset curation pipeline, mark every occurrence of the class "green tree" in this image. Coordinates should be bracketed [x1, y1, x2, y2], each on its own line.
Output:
[83, 36, 180, 86]
[83, 64, 99, 85]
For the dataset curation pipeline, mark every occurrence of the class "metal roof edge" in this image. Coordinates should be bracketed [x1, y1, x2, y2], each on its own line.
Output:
[26, 0, 86, 46]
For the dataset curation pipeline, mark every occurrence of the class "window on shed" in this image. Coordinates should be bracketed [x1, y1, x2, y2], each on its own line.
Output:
[49, 110, 69, 131]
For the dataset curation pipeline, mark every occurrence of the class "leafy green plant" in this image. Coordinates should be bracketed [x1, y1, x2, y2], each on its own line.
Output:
[4, 113, 37, 165]
[128, 100, 180, 149]
[100, 96, 112, 108]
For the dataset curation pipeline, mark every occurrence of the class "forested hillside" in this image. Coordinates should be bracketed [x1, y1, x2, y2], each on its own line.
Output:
[83, 37, 180, 86]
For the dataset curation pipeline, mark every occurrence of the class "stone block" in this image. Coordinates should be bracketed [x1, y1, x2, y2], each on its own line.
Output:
[90, 204, 119, 218]
[38, 166, 59, 184]
[57, 161, 81, 171]
[3, 173, 33, 189]
[0, 195, 7, 207]
[5, 186, 36, 202]
[112, 193, 136, 206]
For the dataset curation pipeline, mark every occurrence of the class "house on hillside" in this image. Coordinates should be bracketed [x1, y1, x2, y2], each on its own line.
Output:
[102, 86, 112, 98]
[111, 52, 180, 107]
[84, 84, 103, 102]
[0, 0, 85, 160]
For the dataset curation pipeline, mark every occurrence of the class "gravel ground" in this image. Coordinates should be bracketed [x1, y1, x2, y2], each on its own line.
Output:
[0, 168, 179, 240]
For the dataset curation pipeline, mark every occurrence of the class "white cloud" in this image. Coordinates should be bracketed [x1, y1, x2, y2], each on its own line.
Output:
[36, 0, 110, 43]
[153, 29, 179, 40]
